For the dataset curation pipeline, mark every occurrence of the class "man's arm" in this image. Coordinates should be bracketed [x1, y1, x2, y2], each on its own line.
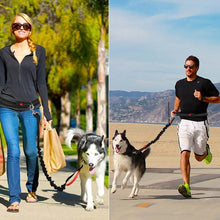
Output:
[194, 89, 220, 103]
[171, 96, 181, 116]
[202, 96, 220, 103]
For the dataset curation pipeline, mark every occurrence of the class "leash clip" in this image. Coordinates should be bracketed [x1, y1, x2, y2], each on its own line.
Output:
[29, 104, 36, 114]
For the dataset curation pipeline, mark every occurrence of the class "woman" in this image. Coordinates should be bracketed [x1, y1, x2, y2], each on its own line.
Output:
[0, 13, 52, 212]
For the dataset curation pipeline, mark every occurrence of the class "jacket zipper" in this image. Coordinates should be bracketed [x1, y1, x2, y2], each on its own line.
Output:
[18, 63, 21, 84]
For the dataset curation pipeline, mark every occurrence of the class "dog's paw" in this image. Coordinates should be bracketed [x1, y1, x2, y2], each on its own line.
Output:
[96, 195, 104, 205]
[121, 179, 128, 189]
[129, 194, 135, 198]
[81, 196, 87, 203]
[86, 204, 94, 211]
[111, 186, 117, 193]
[80, 193, 87, 203]
[81, 199, 87, 203]
[121, 183, 127, 189]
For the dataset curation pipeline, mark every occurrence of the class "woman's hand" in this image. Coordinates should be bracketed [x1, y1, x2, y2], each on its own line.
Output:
[43, 117, 52, 130]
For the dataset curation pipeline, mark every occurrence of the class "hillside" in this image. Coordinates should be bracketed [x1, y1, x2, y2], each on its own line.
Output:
[109, 83, 220, 125]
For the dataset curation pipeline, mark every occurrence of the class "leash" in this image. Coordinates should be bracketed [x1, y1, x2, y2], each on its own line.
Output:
[138, 111, 208, 152]
[137, 116, 175, 153]
[33, 110, 82, 191]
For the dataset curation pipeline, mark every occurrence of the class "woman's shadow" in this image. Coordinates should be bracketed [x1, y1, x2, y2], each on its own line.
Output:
[0, 185, 10, 208]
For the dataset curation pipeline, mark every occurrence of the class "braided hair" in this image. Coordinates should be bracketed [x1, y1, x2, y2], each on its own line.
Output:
[11, 13, 38, 65]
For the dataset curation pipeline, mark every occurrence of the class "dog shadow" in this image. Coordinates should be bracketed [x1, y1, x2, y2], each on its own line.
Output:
[42, 189, 91, 209]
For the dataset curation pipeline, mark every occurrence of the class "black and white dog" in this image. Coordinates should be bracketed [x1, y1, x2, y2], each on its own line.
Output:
[65, 128, 106, 211]
[111, 130, 150, 198]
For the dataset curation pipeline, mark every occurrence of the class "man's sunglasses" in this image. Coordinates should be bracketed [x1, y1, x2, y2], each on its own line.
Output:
[184, 64, 195, 69]
[12, 23, 31, 31]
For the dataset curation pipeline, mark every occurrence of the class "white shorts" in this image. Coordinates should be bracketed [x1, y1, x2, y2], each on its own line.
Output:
[177, 119, 209, 156]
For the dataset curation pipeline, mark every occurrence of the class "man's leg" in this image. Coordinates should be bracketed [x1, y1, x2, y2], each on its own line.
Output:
[177, 120, 192, 197]
[195, 152, 207, 162]
[178, 150, 191, 197]
[194, 145, 212, 164]
[194, 120, 211, 164]
[180, 150, 190, 184]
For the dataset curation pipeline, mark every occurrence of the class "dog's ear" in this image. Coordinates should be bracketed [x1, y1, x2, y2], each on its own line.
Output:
[122, 130, 126, 136]
[113, 130, 118, 139]
[100, 135, 105, 148]
[101, 135, 105, 142]
[85, 134, 88, 141]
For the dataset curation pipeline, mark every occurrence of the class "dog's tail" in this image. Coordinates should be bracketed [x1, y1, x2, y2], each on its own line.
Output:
[65, 128, 85, 149]
[142, 147, 151, 158]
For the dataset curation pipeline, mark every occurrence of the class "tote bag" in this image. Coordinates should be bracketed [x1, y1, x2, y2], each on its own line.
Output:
[0, 144, 5, 176]
[43, 127, 66, 174]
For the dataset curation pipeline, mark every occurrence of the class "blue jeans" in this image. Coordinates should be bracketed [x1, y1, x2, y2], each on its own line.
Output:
[0, 107, 40, 204]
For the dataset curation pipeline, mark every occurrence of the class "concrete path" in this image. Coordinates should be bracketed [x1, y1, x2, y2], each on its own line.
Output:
[109, 166, 220, 220]
[0, 153, 109, 220]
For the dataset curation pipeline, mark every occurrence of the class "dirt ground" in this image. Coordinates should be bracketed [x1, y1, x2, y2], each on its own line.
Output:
[109, 122, 220, 170]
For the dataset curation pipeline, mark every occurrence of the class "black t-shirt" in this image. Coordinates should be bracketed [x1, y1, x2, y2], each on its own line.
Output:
[175, 76, 219, 121]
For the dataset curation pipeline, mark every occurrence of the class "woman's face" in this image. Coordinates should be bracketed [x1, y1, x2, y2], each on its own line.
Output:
[12, 16, 31, 42]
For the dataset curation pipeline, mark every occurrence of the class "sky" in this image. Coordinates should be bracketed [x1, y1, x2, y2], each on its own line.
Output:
[109, 0, 220, 92]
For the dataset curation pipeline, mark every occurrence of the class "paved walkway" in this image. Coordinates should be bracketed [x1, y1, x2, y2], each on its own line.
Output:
[0, 153, 109, 220]
[109, 166, 220, 220]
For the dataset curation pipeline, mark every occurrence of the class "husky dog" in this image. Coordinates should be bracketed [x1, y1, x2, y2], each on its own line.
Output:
[111, 130, 150, 198]
[65, 128, 106, 211]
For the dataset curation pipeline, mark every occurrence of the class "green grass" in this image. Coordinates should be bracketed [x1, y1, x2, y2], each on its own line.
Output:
[62, 143, 78, 155]
[0, 123, 6, 148]
[63, 144, 109, 189]
[105, 161, 109, 188]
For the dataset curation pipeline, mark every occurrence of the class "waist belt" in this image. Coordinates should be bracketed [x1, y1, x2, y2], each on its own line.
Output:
[0, 96, 40, 111]
[176, 112, 208, 117]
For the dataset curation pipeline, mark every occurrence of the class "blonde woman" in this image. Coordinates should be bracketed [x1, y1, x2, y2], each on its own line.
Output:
[0, 13, 52, 212]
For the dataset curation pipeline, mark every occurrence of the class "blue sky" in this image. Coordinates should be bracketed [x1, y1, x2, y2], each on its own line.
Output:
[110, 0, 220, 92]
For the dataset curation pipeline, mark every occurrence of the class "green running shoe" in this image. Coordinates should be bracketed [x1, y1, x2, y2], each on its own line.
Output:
[204, 144, 212, 164]
[178, 183, 191, 198]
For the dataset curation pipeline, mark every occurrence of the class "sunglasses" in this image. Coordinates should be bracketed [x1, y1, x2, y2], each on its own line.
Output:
[12, 23, 31, 31]
[184, 64, 195, 69]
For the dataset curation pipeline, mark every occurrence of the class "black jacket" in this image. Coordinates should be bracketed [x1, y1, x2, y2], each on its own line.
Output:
[0, 44, 52, 121]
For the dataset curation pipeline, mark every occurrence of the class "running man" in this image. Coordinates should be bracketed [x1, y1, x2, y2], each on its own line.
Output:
[171, 55, 219, 198]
